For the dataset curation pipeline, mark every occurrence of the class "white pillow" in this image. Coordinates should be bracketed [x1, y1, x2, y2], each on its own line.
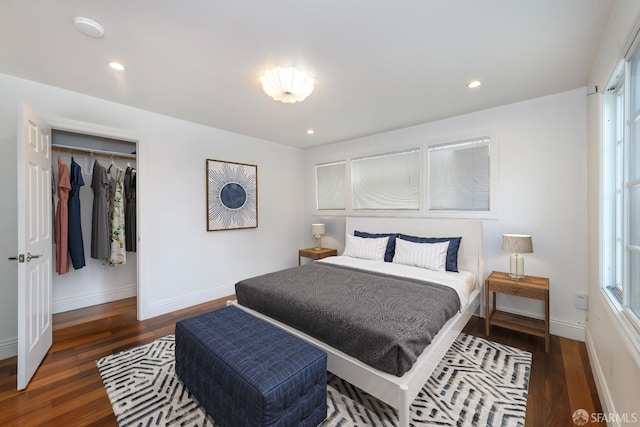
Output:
[392, 238, 450, 271]
[342, 234, 389, 261]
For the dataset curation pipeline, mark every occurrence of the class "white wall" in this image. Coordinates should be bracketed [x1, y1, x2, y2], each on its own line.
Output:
[303, 88, 588, 341]
[137, 111, 305, 318]
[0, 73, 305, 359]
[586, 0, 640, 423]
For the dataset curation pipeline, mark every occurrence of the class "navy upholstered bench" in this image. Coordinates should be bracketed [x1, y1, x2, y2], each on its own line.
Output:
[175, 305, 327, 427]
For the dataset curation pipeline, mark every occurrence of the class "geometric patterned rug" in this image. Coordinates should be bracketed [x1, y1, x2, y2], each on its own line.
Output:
[96, 333, 531, 426]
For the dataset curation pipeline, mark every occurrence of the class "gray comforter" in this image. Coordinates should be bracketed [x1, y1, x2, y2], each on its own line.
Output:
[235, 261, 460, 376]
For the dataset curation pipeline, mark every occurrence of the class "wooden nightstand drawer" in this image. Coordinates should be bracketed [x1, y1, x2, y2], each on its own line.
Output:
[488, 281, 546, 300]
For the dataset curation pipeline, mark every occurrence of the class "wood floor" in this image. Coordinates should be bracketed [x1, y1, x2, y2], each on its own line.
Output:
[0, 297, 603, 427]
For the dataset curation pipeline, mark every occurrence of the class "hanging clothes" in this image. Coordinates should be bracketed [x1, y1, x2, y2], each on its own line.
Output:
[106, 166, 126, 266]
[55, 156, 71, 275]
[52, 165, 57, 244]
[124, 166, 136, 252]
[68, 157, 86, 270]
[91, 160, 110, 259]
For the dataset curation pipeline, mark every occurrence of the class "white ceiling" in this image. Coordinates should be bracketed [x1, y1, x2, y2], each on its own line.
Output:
[0, 0, 614, 148]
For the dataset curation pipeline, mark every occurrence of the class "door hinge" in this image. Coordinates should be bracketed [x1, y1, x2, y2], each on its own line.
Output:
[8, 254, 25, 263]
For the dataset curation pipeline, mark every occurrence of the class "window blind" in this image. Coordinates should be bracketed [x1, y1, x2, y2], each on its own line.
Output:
[428, 138, 490, 211]
[316, 161, 345, 210]
[351, 149, 420, 210]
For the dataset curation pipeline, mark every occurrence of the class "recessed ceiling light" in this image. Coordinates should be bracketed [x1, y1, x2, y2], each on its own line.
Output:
[73, 17, 104, 38]
[108, 62, 126, 71]
[307, 129, 315, 135]
[467, 80, 482, 89]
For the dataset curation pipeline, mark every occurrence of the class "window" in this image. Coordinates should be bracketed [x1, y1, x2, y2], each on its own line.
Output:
[602, 64, 624, 298]
[313, 136, 493, 216]
[602, 48, 640, 329]
[629, 47, 640, 320]
[428, 138, 490, 211]
[351, 149, 420, 210]
[316, 161, 345, 210]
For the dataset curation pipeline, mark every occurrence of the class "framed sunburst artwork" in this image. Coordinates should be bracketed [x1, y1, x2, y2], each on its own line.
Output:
[206, 159, 258, 231]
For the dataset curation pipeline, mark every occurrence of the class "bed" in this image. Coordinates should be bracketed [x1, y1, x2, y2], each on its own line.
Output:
[229, 216, 483, 427]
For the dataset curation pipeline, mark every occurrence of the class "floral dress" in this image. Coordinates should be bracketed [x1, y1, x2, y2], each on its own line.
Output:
[106, 169, 126, 266]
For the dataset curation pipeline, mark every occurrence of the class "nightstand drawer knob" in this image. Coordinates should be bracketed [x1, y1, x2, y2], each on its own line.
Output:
[513, 288, 517, 293]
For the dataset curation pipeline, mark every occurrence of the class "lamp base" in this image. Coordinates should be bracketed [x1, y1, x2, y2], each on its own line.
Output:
[509, 253, 525, 280]
[314, 235, 322, 251]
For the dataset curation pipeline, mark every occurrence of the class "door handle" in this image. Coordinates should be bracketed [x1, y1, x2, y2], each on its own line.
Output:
[26, 253, 41, 262]
[7, 253, 40, 262]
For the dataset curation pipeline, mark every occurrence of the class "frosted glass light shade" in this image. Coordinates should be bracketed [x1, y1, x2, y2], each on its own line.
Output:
[260, 66, 314, 103]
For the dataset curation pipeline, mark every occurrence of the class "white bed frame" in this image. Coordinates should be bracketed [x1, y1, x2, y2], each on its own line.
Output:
[230, 217, 483, 427]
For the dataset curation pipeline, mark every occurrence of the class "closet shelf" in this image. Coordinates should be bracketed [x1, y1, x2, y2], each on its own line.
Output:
[52, 144, 136, 161]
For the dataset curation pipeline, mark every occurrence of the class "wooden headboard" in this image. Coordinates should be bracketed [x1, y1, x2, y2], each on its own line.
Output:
[345, 216, 484, 283]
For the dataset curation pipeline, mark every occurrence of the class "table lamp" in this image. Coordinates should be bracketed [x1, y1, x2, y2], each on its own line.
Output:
[501, 234, 533, 279]
[311, 224, 325, 250]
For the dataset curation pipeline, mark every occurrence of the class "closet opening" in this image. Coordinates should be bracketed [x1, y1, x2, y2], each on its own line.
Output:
[51, 129, 138, 320]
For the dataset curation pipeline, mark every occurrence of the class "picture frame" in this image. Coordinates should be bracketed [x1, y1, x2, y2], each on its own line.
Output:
[206, 159, 258, 231]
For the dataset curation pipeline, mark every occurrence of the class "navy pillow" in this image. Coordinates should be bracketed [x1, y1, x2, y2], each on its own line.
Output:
[354, 231, 398, 262]
[397, 234, 462, 272]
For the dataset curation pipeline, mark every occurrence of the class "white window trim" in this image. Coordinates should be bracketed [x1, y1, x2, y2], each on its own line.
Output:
[600, 50, 640, 348]
[601, 61, 625, 300]
[600, 287, 640, 366]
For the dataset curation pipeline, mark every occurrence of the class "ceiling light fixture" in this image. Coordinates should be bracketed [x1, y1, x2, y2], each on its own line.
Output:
[108, 61, 126, 71]
[467, 80, 482, 89]
[259, 66, 314, 103]
[306, 129, 315, 135]
[73, 17, 104, 38]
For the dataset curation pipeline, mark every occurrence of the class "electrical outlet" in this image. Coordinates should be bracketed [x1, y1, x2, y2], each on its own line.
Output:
[575, 293, 588, 310]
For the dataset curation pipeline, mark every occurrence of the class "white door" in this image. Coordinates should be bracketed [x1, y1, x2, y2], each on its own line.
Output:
[16, 101, 53, 390]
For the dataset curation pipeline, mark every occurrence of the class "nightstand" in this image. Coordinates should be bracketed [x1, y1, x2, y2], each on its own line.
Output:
[485, 271, 550, 352]
[298, 247, 337, 265]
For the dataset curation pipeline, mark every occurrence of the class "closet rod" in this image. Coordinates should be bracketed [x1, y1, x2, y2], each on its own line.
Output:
[51, 144, 136, 161]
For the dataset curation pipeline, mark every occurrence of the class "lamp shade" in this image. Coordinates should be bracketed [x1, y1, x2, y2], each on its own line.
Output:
[260, 66, 314, 103]
[501, 234, 533, 254]
[311, 223, 325, 236]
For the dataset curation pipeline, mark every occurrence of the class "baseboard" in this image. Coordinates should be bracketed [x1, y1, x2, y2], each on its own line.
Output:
[141, 283, 235, 320]
[52, 285, 137, 314]
[0, 337, 17, 360]
[550, 317, 586, 342]
[585, 327, 616, 424]
[482, 307, 586, 341]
